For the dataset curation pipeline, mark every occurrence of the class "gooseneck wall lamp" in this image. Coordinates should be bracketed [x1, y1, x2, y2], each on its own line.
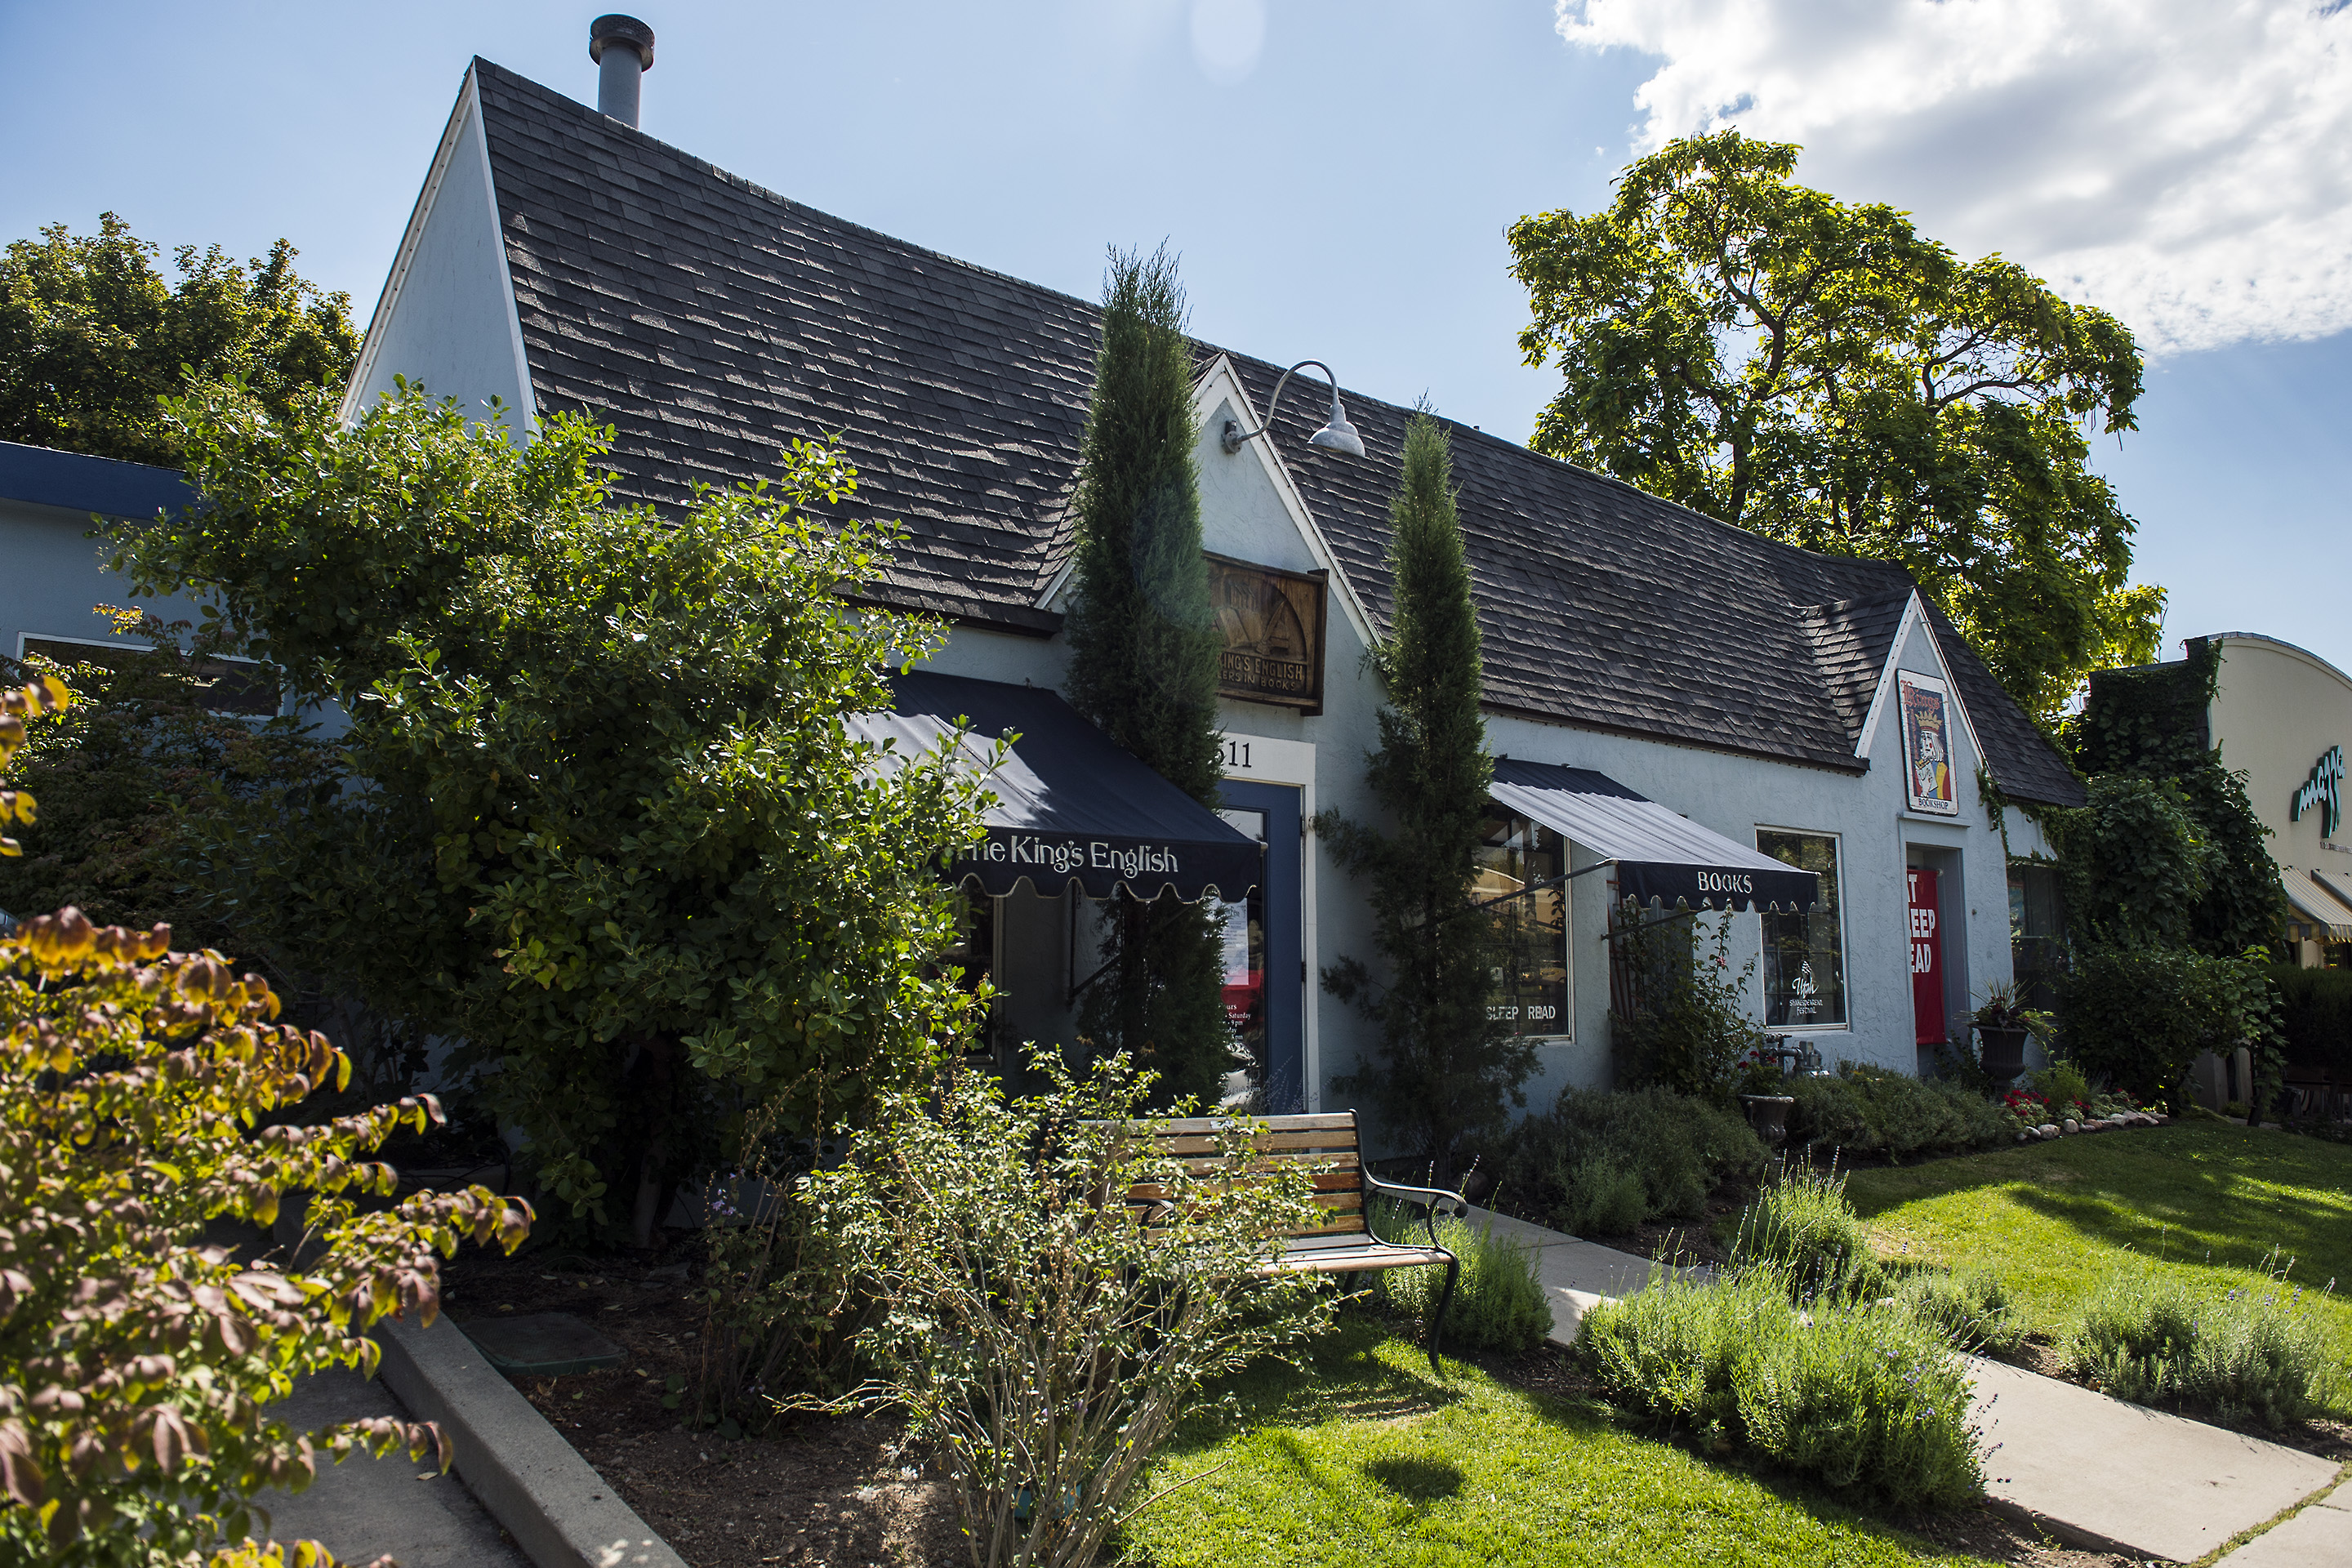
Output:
[1219, 360, 1366, 458]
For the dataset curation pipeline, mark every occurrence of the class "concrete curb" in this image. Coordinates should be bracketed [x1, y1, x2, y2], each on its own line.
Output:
[374, 1312, 686, 1568]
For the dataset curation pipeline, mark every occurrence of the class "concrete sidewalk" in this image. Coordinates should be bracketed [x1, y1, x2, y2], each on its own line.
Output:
[261, 1366, 528, 1568]
[1461, 1205, 2345, 1564]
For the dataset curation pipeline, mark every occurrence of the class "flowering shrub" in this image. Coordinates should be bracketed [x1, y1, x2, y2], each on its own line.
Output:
[2060, 1258, 2337, 1429]
[0, 881, 532, 1566]
[1579, 1265, 1982, 1508]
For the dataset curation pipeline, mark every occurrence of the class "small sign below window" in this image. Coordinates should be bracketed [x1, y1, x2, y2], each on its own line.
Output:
[1206, 554, 1326, 715]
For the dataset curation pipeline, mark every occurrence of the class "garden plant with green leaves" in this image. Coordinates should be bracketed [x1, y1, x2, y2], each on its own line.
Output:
[2, 670, 532, 1567]
[114, 383, 992, 1242]
[792, 1051, 1332, 1568]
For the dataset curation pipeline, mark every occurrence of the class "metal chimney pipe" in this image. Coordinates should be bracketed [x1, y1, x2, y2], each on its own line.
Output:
[590, 14, 655, 127]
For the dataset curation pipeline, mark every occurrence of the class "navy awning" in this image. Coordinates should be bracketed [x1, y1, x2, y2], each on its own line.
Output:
[848, 671, 1260, 902]
[1488, 758, 1818, 912]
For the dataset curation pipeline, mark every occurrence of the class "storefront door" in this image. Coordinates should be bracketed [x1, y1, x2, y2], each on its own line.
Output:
[1909, 867, 1944, 1045]
[1218, 780, 1303, 1111]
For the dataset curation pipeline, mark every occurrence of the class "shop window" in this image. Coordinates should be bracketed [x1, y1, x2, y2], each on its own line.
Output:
[938, 890, 998, 1057]
[2007, 862, 2066, 1009]
[1476, 810, 1570, 1038]
[1757, 830, 1846, 1027]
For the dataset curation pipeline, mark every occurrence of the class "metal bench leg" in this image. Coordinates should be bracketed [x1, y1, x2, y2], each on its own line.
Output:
[1428, 1254, 1459, 1376]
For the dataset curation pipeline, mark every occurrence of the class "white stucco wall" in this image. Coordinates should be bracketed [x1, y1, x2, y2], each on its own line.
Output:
[345, 78, 532, 437]
[928, 388, 2023, 1129]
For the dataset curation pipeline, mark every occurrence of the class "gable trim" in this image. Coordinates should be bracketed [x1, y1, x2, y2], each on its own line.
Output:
[1853, 591, 1987, 774]
[1027, 357, 1379, 656]
[1187, 356, 1379, 653]
[336, 65, 537, 434]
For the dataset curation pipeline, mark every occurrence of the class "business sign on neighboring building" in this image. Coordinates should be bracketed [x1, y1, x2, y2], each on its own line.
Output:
[1899, 671, 1959, 817]
[2292, 744, 2344, 838]
[1208, 554, 1326, 714]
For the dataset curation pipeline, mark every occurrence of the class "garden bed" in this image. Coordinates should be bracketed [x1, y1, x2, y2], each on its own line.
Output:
[440, 1242, 2149, 1567]
[439, 1245, 956, 1568]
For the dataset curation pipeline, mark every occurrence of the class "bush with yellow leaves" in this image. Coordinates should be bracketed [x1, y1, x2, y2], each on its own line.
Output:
[2, 669, 534, 1565]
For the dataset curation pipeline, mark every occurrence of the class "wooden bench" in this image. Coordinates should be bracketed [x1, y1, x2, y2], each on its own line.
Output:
[1122, 1110, 1467, 1372]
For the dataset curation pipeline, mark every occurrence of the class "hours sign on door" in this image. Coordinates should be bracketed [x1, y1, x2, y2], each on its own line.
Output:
[1909, 867, 1943, 1045]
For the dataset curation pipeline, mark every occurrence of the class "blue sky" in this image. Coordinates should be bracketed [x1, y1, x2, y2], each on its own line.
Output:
[5, 1, 2344, 675]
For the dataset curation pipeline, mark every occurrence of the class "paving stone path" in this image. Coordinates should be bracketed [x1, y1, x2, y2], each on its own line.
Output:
[261, 1365, 529, 1568]
[1463, 1205, 2349, 1565]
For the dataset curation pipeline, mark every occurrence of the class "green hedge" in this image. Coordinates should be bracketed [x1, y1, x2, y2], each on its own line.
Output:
[1784, 1063, 2010, 1161]
[2270, 964, 2352, 1076]
[1486, 1087, 1768, 1239]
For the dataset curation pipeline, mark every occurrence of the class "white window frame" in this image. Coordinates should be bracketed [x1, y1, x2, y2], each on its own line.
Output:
[15, 631, 285, 719]
[1754, 824, 1852, 1034]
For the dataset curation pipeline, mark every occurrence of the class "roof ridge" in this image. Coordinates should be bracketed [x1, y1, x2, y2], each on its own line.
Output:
[471, 57, 1112, 323]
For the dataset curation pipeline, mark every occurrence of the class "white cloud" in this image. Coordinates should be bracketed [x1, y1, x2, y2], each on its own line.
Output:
[1556, 0, 2352, 354]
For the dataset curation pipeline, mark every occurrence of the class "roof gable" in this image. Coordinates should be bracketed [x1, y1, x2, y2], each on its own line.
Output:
[452, 57, 2082, 807]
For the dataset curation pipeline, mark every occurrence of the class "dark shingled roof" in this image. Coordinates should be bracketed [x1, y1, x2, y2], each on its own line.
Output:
[465, 59, 2084, 808]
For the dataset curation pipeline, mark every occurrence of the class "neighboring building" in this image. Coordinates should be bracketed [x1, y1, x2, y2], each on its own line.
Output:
[337, 47, 2083, 1115]
[2198, 633, 2352, 967]
[0, 439, 210, 675]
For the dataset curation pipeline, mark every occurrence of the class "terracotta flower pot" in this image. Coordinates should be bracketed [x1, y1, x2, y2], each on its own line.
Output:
[1978, 1025, 2029, 1085]
[1740, 1094, 1795, 1147]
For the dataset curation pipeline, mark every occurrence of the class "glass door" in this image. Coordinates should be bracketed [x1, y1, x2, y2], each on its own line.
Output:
[1218, 781, 1303, 1110]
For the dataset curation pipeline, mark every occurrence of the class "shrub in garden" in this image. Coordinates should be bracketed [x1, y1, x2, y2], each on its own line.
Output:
[686, 1108, 871, 1436]
[1726, 1164, 1883, 1302]
[792, 1051, 1332, 1568]
[1487, 1086, 1766, 1237]
[0, 902, 532, 1566]
[1893, 1267, 2025, 1356]
[1784, 1063, 2008, 1161]
[1610, 911, 1766, 1099]
[1374, 1206, 1551, 1355]
[2060, 1264, 2335, 1430]
[2271, 963, 2352, 1079]
[1579, 1267, 1982, 1509]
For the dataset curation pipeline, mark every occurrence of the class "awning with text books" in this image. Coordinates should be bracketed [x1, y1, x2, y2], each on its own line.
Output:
[1488, 758, 1820, 911]
[846, 670, 1260, 903]
[2285, 871, 2352, 944]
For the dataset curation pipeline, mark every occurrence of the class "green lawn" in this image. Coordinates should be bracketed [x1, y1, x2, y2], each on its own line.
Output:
[1119, 1316, 1993, 1568]
[1846, 1123, 2352, 1391]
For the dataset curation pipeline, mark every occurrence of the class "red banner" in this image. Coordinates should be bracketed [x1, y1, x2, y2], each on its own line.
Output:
[1909, 867, 1944, 1044]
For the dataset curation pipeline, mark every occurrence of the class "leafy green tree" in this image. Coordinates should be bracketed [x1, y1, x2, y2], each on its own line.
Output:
[114, 383, 991, 1243]
[1323, 414, 1529, 1168]
[0, 213, 357, 466]
[1508, 131, 2160, 724]
[1062, 248, 1231, 1105]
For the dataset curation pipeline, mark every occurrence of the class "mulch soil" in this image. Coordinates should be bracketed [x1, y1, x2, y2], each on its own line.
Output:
[440, 1245, 958, 1567]
[445, 1242, 2170, 1568]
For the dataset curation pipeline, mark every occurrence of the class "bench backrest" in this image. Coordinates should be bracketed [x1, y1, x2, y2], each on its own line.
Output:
[1133, 1111, 1366, 1242]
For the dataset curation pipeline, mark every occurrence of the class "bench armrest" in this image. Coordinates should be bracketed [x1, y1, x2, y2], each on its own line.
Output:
[1362, 1172, 1469, 1249]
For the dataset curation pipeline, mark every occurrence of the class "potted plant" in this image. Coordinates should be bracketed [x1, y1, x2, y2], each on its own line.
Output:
[1969, 983, 2050, 1085]
[1736, 1045, 1795, 1147]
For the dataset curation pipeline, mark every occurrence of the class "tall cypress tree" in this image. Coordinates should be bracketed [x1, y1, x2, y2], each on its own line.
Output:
[1064, 247, 1232, 1105]
[1325, 412, 1531, 1167]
